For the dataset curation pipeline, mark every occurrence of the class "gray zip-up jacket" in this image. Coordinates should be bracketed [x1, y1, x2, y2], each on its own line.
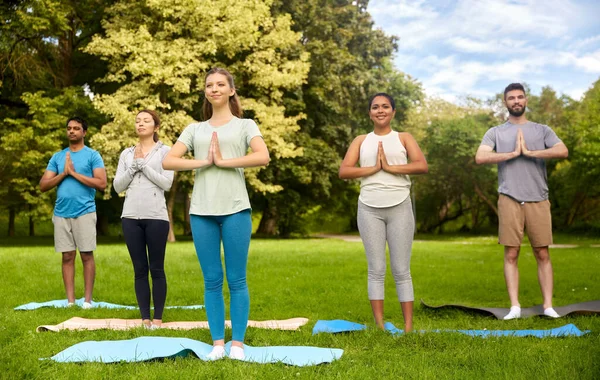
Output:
[113, 142, 174, 221]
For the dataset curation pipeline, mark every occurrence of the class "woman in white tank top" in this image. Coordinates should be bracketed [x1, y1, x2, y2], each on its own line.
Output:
[339, 93, 428, 332]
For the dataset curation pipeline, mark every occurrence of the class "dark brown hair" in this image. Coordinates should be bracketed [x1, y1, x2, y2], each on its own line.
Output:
[369, 92, 396, 110]
[137, 109, 161, 142]
[202, 67, 243, 120]
[504, 83, 526, 99]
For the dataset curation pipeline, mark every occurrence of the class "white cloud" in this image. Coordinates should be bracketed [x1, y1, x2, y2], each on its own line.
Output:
[572, 35, 600, 51]
[451, 0, 576, 38]
[368, 0, 438, 20]
[422, 85, 458, 103]
[559, 51, 600, 73]
[564, 87, 587, 100]
[447, 38, 497, 54]
[370, 0, 584, 50]
[369, 0, 600, 102]
[447, 37, 528, 54]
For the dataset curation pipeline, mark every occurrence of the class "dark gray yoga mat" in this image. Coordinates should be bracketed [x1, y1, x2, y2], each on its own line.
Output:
[420, 299, 600, 319]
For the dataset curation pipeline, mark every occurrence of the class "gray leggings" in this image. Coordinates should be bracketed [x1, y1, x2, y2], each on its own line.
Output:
[357, 197, 415, 302]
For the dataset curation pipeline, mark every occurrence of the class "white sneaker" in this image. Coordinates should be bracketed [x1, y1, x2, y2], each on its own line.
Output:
[229, 345, 245, 360]
[67, 302, 75, 307]
[82, 301, 93, 309]
[503, 306, 521, 320]
[544, 307, 560, 318]
[206, 345, 225, 361]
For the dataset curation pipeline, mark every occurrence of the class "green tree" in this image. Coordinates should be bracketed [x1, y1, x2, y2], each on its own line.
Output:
[0, 0, 112, 235]
[0, 88, 106, 235]
[254, 0, 422, 236]
[550, 79, 600, 228]
[414, 113, 498, 232]
[84, 0, 310, 240]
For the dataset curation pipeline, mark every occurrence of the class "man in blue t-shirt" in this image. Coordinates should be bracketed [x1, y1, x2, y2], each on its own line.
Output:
[40, 117, 106, 309]
[475, 83, 569, 320]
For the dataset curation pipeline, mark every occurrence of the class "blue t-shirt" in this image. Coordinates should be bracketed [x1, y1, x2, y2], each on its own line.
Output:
[47, 146, 105, 218]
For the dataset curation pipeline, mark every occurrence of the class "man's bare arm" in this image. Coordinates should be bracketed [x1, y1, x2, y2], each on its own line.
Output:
[475, 145, 519, 165]
[39, 170, 66, 192]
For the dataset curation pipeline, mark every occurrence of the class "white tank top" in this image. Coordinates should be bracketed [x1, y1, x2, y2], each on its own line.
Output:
[359, 131, 411, 208]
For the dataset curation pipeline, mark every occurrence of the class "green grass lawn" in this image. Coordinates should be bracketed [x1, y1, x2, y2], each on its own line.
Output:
[0, 236, 599, 379]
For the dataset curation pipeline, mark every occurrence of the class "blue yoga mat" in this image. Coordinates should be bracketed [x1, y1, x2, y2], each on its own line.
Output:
[314, 320, 589, 338]
[15, 298, 203, 311]
[46, 336, 343, 366]
[312, 319, 367, 334]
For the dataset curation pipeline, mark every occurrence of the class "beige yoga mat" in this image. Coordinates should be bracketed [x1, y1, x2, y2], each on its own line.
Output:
[37, 317, 309, 332]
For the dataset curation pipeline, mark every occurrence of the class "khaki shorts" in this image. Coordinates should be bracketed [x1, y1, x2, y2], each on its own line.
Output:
[498, 194, 552, 247]
[52, 212, 97, 253]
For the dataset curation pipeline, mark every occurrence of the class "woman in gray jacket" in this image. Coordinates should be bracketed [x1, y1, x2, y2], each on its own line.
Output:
[113, 110, 174, 328]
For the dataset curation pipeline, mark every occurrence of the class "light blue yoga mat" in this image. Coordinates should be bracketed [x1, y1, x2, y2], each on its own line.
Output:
[15, 298, 203, 311]
[312, 319, 367, 334]
[46, 336, 343, 366]
[314, 320, 589, 338]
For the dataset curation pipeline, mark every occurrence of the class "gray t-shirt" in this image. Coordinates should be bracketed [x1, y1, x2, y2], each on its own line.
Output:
[178, 117, 262, 215]
[480, 121, 562, 202]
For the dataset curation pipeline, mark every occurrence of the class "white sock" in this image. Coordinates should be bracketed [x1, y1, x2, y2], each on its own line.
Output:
[229, 346, 245, 360]
[544, 307, 560, 318]
[206, 345, 225, 360]
[503, 306, 521, 320]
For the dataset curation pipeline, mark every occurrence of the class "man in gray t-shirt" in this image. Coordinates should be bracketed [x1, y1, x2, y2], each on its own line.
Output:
[476, 83, 568, 320]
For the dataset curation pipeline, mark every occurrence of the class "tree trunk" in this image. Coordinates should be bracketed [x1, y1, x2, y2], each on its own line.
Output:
[166, 173, 178, 242]
[29, 212, 35, 237]
[58, 16, 75, 87]
[470, 200, 479, 230]
[565, 192, 586, 227]
[8, 208, 15, 237]
[184, 193, 191, 235]
[97, 213, 109, 236]
[474, 183, 498, 215]
[427, 208, 468, 232]
[256, 200, 278, 236]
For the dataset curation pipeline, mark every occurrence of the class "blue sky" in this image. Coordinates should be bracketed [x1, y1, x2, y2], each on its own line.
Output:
[367, 0, 600, 102]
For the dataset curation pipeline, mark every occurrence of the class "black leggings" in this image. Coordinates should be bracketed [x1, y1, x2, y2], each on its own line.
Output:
[122, 218, 169, 320]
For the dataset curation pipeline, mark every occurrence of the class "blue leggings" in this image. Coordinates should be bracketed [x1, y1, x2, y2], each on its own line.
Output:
[190, 210, 252, 342]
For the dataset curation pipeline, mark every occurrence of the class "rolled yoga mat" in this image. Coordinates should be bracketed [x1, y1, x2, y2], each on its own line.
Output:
[420, 299, 600, 319]
[313, 320, 589, 338]
[45, 337, 343, 366]
[15, 298, 204, 311]
[37, 317, 309, 332]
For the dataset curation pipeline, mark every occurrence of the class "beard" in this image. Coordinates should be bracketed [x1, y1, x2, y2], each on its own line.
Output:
[507, 105, 525, 117]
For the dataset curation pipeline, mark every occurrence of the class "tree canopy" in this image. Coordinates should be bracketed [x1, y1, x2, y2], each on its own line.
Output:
[1, 0, 598, 237]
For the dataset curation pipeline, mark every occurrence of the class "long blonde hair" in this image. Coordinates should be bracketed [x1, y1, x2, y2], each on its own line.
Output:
[202, 67, 243, 120]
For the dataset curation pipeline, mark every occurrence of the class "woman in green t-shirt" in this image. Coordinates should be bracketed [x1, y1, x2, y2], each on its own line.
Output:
[163, 68, 270, 360]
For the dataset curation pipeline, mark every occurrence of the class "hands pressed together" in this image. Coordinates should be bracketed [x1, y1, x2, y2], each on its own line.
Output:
[64, 152, 76, 176]
[205, 132, 224, 167]
[373, 141, 392, 173]
[513, 128, 532, 158]
[134, 145, 144, 159]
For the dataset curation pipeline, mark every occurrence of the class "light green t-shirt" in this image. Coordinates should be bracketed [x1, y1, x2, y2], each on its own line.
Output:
[177, 117, 262, 215]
